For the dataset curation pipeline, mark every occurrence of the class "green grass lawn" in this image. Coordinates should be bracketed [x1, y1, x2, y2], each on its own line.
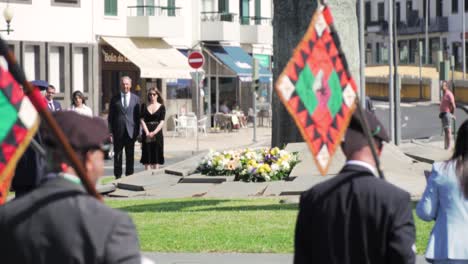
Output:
[107, 198, 433, 254]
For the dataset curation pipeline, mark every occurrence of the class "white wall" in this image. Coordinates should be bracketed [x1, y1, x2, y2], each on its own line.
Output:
[0, 1, 94, 43]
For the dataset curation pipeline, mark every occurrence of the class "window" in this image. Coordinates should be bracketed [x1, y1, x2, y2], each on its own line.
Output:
[52, 0, 79, 6]
[377, 3, 384, 22]
[24, 45, 40, 81]
[365, 2, 371, 25]
[218, 0, 229, 13]
[436, 0, 442, 17]
[453, 0, 459, 13]
[105, 0, 117, 16]
[0, 0, 31, 3]
[167, 79, 192, 99]
[409, 39, 417, 64]
[396, 2, 401, 24]
[73, 47, 89, 93]
[167, 0, 175, 16]
[376, 43, 381, 63]
[48, 46, 65, 93]
[240, 0, 249, 24]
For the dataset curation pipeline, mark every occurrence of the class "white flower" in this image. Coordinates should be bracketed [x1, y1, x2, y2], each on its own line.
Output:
[271, 163, 280, 172]
[281, 161, 290, 171]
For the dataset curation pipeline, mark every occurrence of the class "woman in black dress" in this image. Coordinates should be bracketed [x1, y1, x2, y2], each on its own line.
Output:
[140, 87, 165, 170]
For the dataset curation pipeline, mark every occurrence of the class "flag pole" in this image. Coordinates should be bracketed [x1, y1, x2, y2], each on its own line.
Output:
[354, 97, 385, 179]
[0, 38, 101, 200]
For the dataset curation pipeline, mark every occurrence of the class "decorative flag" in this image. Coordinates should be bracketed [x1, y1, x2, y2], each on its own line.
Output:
[275, 4, 358, 175]
[0, 66, 40, 204]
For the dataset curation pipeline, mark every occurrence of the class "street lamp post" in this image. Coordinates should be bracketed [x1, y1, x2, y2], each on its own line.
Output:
[359, 0, 366, 109]
[425, 0, 429, 65]
[463, 0, 466, 79]
[388, 0, 395, 143]
[0, 5, 13, 35]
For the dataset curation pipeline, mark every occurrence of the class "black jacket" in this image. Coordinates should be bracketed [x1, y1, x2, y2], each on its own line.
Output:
[108, 93, 140, 141]
[0, 177, 141, 264]
[294, 164, 415, 264]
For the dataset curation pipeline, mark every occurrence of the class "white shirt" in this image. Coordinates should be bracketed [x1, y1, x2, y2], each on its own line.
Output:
[121, 92, 130, 108]
[47, 99, 55, 111]
[70, 104, 93, 117]
[345, 160, 378, 177]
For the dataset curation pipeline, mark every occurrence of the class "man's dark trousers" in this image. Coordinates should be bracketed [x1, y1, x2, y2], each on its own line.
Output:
[114, 131, 135, 178]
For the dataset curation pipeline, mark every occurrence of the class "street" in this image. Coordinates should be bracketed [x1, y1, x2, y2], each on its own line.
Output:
[374, 101, 468, 140]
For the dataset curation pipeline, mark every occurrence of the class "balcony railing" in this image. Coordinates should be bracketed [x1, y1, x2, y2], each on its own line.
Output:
[127, 5, 182, 17]
[240, 16, 272, 26]
[369, 16, 448, 35]
[201, 11, 238, 22]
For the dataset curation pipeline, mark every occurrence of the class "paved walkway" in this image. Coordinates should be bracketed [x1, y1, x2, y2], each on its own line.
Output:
[142, 252, 429, 264]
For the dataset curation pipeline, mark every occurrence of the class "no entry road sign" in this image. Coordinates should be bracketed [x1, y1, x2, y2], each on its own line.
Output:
[188, 51, 204, 69]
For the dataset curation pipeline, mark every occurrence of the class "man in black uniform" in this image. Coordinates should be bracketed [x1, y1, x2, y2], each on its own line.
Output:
[0, 111, 142, 264]
[294, 110, 416, 264]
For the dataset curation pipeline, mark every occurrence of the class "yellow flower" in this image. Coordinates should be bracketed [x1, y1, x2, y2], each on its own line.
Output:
[270, 147, 280, 155]
[248, 159, 257, 166]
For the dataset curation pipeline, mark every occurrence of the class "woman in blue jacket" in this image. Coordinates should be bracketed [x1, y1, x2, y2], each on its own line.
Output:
[417, 120, 468, 264]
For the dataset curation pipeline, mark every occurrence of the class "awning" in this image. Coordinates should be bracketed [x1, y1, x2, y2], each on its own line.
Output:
[204, 44, 272, 83]
[101, 36, 192, 79]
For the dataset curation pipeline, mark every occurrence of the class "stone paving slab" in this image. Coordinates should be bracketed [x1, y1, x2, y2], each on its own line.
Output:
[107, 189, 147, 198]
[145, 183, 216, 198]
[116, 171, 180, 191]
[400, 142, 451, 164]
[179, 174, 235, 184]
[204, 182, 269, 198]
[96, 184, 116, 194]
[164, 152, 207, 176]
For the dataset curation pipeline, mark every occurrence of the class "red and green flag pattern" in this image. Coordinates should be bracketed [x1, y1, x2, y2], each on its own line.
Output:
[275, 5, 358, 175]
[0, 66, 39, 204]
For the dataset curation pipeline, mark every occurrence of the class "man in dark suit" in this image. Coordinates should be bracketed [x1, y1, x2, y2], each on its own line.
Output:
[45, 85, 62, 111]
[108, 76, 140, 178]
[294, 110, 416, 264]
[0, 111, 142, 264]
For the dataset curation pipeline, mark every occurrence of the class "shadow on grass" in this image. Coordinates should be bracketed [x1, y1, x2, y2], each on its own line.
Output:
[115, 199, 298, 213]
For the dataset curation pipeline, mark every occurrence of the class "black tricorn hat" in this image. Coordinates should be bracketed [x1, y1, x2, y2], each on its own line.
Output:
[343, 110, 390, 154]
[43, 111, 109, 151]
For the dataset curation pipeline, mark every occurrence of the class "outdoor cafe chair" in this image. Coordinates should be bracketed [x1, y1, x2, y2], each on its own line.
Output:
[198, 116, 207, 136]
[173, 115, 188, 137]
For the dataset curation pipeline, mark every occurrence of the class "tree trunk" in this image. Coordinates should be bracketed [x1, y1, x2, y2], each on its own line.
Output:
[272, 0, 360, 147]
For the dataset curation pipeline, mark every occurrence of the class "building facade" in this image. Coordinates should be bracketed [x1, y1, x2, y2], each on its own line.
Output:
[0, 0, 273, 125]
[365, 0, 468, 68]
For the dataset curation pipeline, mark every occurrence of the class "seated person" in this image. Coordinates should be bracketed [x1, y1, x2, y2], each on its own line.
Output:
[220, 101, 230, 114]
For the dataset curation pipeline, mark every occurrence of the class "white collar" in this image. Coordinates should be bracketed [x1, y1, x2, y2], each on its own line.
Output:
[59, 172, 82, 185]
[345, 160, 377, 177]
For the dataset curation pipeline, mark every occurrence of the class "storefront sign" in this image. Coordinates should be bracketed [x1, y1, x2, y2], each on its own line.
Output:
[101, 48, 131, 63]
[253, 54, 270, 68]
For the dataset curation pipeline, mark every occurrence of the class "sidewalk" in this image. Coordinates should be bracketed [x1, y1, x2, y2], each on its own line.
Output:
[142, 252, 429, 264]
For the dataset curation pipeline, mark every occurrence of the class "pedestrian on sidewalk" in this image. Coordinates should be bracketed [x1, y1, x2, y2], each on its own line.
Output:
[108, 76, 141, 178]
[294, 110, 416, 264]
[416, 119, 468, 264]
[439, 80, 456, 150]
